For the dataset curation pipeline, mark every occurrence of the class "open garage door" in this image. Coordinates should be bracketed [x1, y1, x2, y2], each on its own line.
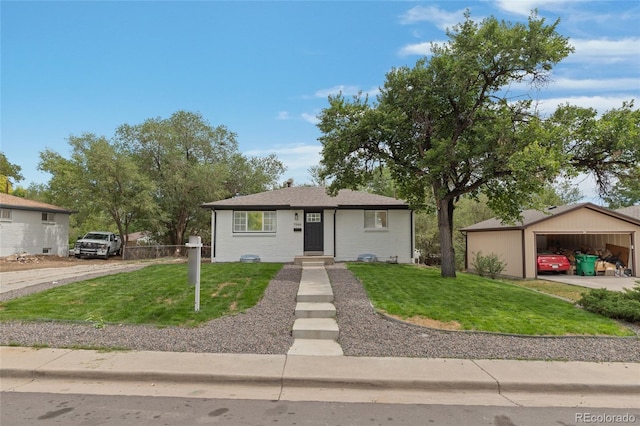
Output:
[534, 232, 635, 277]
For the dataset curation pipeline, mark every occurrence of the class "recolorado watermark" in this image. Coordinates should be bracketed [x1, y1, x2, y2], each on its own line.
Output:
[576, 412, 637, 424]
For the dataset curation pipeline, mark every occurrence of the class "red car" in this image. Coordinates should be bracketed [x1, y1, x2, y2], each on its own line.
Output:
[536, 253, 571, 274]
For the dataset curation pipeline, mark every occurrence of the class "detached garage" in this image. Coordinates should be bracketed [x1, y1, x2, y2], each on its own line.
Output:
[462, 203, 639, 279]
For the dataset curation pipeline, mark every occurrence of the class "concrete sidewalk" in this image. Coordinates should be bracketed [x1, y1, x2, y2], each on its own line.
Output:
[1, 346, 638, 408]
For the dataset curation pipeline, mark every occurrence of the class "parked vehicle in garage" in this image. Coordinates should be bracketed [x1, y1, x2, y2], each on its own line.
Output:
[74, 232, 122, 259]
[536, 252, 571, 274]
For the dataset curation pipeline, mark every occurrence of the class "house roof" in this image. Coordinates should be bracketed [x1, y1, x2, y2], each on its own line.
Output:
[462, 202, 640, 232]
[0, 193, 73, 214]
[201, 186, 409, 210]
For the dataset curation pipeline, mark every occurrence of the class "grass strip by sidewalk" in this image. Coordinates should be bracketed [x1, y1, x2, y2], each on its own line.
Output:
[347, 263, 634, 336]
[0, 263, 283, 327]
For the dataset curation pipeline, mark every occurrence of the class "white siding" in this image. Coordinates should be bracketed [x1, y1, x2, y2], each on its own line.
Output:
[212, 209, 304, 262]
[210, 208, 414, 263]
[0, 209, 70, 257]
[334, 209, 413, 263]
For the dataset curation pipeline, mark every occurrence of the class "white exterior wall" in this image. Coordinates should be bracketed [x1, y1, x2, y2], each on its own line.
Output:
[334, 209, 413, 263]
[211, 209, 305, 262]
[0, 209, 70, 257]
[210, 208, 414, 264]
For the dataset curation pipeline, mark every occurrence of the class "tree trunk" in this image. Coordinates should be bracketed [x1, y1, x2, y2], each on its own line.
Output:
[437, 196, 457, 278]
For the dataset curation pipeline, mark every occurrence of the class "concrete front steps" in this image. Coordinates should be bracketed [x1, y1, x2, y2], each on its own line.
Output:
[288, 263, 343, 356]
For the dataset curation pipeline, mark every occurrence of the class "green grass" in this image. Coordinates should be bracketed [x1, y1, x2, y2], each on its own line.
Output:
[505, 279, 586, 302]
[0, 263, 283, 327]
[347, 263, 634, 336]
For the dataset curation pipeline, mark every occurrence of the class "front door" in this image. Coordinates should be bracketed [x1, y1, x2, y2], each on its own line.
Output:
[304, 211, 323, 252]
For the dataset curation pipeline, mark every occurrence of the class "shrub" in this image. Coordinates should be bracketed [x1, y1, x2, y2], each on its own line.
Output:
[471, 251, 506, 279]
[578, 283, 640, 323]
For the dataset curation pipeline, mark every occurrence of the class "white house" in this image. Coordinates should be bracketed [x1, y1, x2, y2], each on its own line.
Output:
[201, 186, 415, 264]
[0, 193, 73, 257]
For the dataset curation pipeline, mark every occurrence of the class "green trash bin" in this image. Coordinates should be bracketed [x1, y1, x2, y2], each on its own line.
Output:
[575, 254, 597, 276]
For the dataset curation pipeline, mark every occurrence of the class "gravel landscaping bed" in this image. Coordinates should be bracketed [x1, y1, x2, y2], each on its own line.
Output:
[1, 263, 639, 361]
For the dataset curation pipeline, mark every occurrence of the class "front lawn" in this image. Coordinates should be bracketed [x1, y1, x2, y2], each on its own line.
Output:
[347, 263, 634, 336]
[0, 263, 283, 327]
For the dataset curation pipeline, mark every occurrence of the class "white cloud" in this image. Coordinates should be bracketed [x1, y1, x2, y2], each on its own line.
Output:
[314, 85, 380, 99]
[567, 38, 640, 64]
[549, 77, 640, 92]
[314, 85, 362, 98]
[533, 95, 634, 116]
[301, 112, 320, 125]
[245, 143, 323, 185]
[398, 41, 433, 57]
[507, 76, 640, 93]
[399, 5, 467, 31]
[276, 111, 291, 120]
[494, 0, 569, 17]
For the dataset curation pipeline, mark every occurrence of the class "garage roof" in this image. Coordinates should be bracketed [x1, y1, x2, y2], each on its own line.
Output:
[617, 205, 640, 220]
[462, 202, 640, 232]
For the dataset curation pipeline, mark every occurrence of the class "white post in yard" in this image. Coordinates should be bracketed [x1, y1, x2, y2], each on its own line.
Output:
[186, 235, 202, 312]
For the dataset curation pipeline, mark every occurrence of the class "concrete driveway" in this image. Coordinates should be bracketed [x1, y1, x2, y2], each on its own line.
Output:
[539, 274, 639, 292]
[0, 263, 146, 294]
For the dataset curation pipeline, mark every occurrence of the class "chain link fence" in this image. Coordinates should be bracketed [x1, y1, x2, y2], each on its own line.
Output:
[122, 245, 212, 261]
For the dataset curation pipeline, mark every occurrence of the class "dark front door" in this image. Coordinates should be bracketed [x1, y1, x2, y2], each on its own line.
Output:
[304, 211, 324, 252]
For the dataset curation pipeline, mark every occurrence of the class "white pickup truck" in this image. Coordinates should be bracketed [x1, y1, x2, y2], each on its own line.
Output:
[74, 231, 122, 259]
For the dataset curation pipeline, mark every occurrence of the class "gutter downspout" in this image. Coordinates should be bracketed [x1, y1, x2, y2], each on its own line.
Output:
[411, 210, 415, 263]
[212, 209, 217, 262]
[333, 209, 337, 258]
[460, 230, 467, 270]
[522, 229, 526, 278]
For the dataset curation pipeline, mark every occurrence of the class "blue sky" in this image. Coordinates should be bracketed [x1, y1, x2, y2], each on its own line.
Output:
[2, 1, 639, 202]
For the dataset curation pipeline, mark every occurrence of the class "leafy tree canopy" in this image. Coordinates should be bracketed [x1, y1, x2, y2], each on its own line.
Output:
[317, 11, 639, 277]
[0, 152, 24, 193]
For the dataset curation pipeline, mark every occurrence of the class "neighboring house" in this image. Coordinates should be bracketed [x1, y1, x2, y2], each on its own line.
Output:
[462, 203, 640, 278]
[0, 193, 73, 257]
[201, 186, 415, 263]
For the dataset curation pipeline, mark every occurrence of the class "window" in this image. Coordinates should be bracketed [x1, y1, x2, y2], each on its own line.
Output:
[364, 210, 388, 229]
[233, 211, 277, 232]
[0, 208, 11, 220]
[306, 213, 321, 223]
[42, 212, 55, 222]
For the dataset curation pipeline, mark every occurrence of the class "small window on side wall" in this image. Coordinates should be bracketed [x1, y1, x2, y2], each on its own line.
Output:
[364, 210, 387, 229]
[0, 208, 11, 220]
[42, 212, 55, 222]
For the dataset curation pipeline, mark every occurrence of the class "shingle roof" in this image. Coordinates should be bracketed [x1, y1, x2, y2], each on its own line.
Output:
[0, 193, 73, 214]
[617, 205, 640, 220]
[201, 186, 409, 210]
[462, 202, 640, 231]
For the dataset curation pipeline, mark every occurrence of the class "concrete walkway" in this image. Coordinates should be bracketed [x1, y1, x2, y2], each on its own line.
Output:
[540, 274, 638, 292]
[288, 262, 343, 356]
[1, 346, 638, 407]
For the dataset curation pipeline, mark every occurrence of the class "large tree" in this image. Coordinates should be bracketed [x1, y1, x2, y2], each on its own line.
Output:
[318, 12, 639, 277]
[39, 134, 157, 248]
[318, 12, 572, 277]
[117, 110, 284, 246]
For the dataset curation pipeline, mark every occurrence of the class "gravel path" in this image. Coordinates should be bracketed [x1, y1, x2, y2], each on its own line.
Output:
[1, 263, 639, 361]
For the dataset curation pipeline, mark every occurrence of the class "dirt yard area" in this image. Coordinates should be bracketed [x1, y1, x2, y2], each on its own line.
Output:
[0, 254, 123, 272]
